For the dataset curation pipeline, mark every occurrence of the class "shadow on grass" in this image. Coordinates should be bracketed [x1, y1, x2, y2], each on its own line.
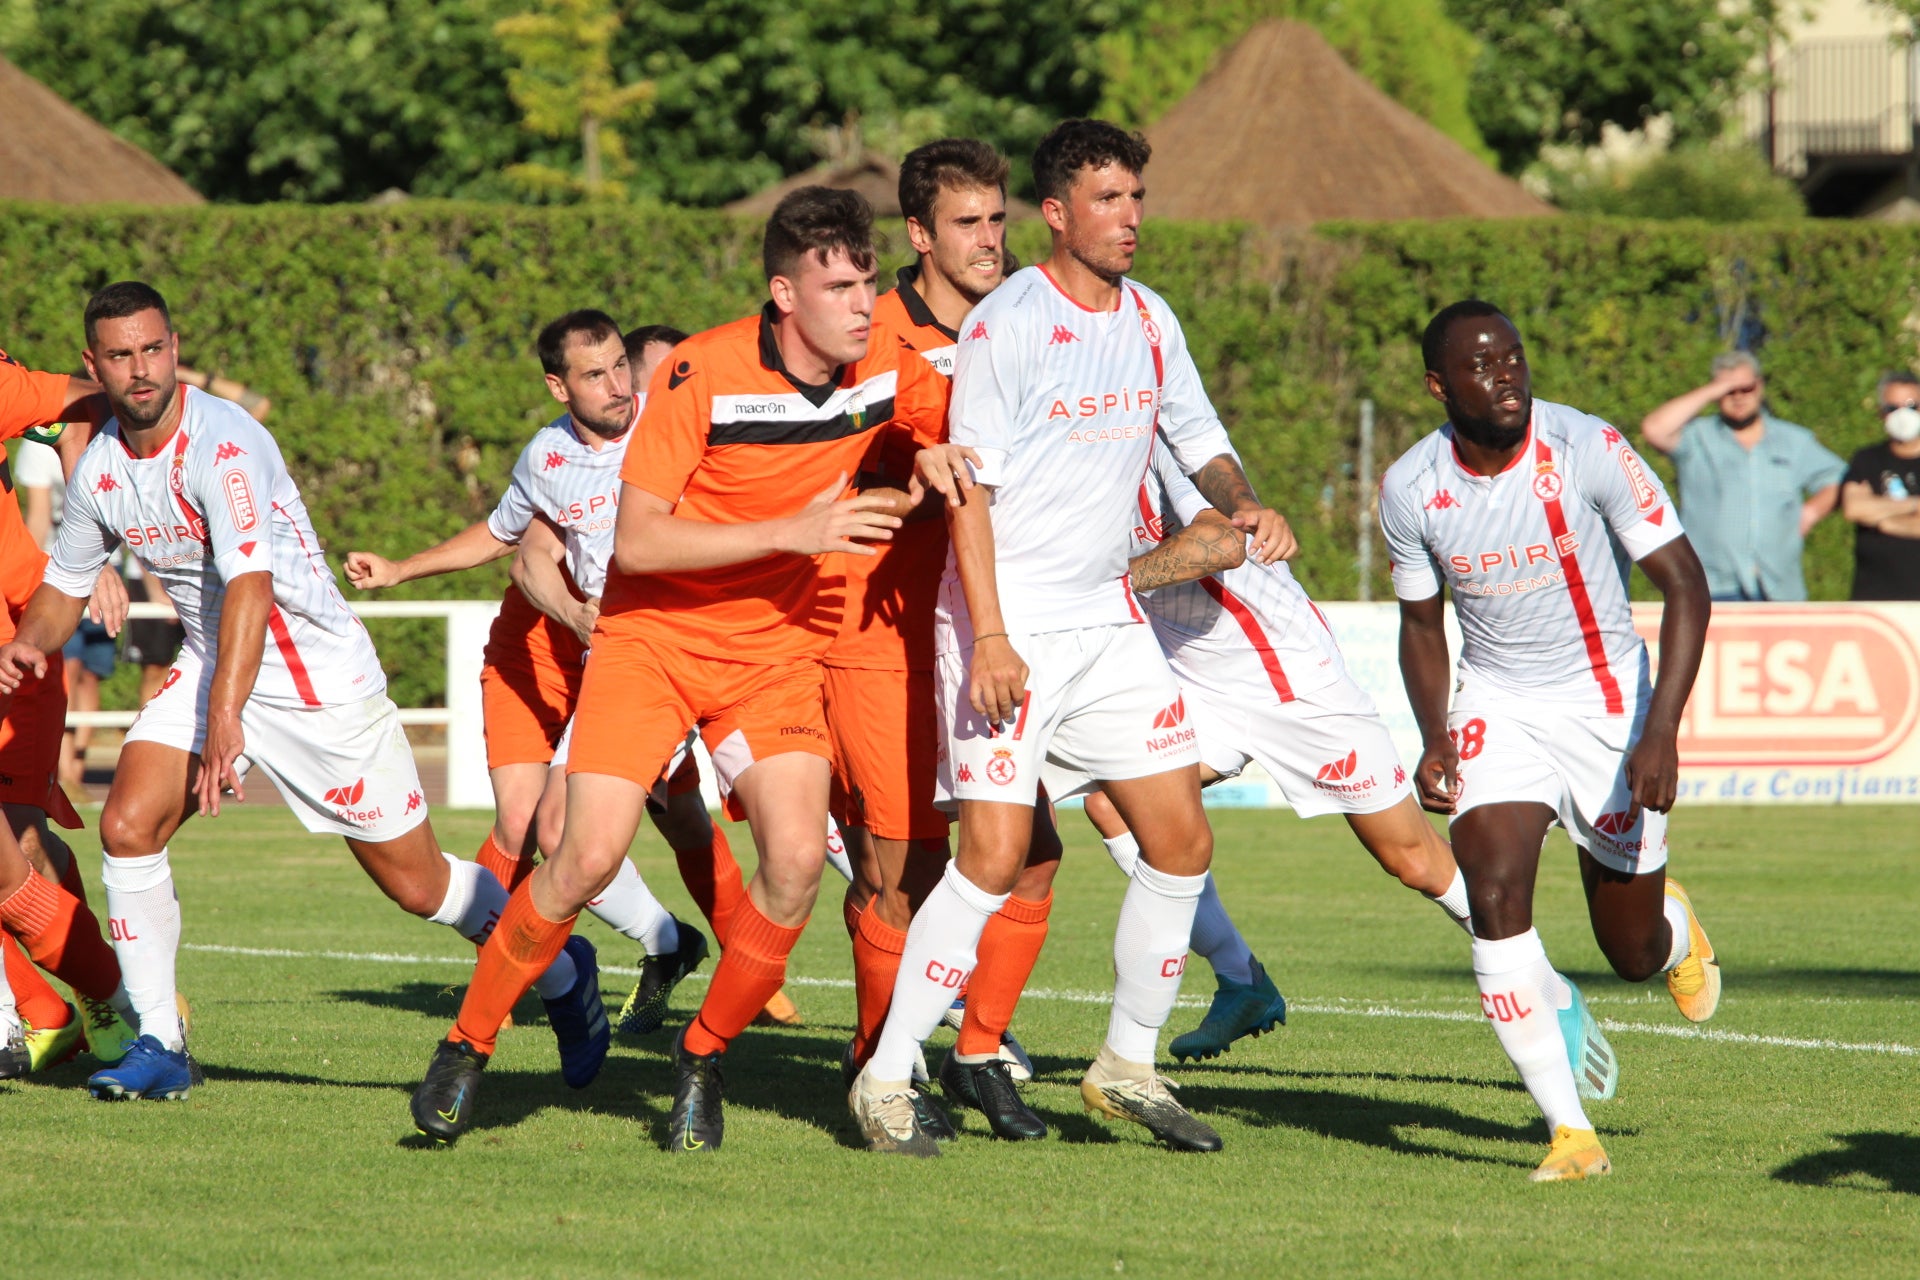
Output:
[1389, 963, 1920, 1002]
[1774, 1132, 1920, 1195]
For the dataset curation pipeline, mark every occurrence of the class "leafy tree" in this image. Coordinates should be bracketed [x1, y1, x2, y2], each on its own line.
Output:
[496, 0, 655, 200]
[1094, 0, 1493, 162]
[0, 0, 535, 202]
[1543, 144, 1805, 221]
[1444, 0, 1781, 173]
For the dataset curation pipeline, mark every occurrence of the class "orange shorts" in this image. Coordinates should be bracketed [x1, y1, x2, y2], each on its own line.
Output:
[0, 604, 79, 829]
[823, 664, 949, 842]
[567, 641, 830, 820]
[480, 590, 586, 770]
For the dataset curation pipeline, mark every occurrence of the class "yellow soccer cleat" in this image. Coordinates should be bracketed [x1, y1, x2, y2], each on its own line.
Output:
[1664, 879, 1721, 1023]
[77, 995, 138, 1065]
[23, 1002, 84, 1071]
[1529, 1125, 1611, 1183]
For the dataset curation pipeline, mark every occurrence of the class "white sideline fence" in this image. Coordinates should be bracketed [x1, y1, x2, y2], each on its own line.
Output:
[65, 599, 1920, 809]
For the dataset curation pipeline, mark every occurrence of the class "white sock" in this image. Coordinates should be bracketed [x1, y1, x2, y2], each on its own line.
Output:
[1661, 893, 1692, 971]
[1102, 832, 1140, 875]
[429, 854, 577, 999]
[869, 861, 1005, 1081]
[100, 849, 183, 1050]
[1472, 929, 1589, 1134]
[1107, 860, 1206, 1064]
[1189, 875, 1254, 984]
[1427, 868, 1473, 932]
[586, 857, 679, 955]
[0, 951, 18, 1040]
[824, 818, 854, 884]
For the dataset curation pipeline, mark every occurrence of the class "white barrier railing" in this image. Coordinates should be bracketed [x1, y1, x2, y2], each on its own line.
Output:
[64, 598, 502, 808]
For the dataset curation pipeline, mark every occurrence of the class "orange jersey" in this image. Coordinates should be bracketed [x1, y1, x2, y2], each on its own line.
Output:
[0, 353, 68, 616]
[602, 304, 950, 663]
[824, 271, 959, 672]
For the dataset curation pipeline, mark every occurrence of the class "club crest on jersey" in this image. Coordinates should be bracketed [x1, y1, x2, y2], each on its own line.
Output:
[1532, 470, 1564, 501]
[986, 749, 1017, 785]
[1136, 302, 1161, 347]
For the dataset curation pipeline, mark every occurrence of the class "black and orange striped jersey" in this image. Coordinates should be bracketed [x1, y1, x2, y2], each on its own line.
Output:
[604, 304, 950, 663]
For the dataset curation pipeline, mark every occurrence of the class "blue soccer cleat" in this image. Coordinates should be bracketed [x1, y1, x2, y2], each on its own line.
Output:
[87, 1034, 195, 1101]
[1558, 977, 1618, 1102]
[544, 935, 610, 1089]
[1169, 957, 1288, 1062]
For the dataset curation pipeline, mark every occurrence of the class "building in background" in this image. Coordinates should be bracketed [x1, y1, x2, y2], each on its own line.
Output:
[0, 55, 201, 204]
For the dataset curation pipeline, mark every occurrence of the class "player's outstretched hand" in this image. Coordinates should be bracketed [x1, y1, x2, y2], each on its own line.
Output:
[0, 641, 48, 696]
[969, 634, 1029, 727]
[196, 710, 247, 817]
[1414, 737, 1460, 815]
[1624, 729, 1679, 821]
[89, 565, 130, 635]
[912, 443, 981, 507]
[344, 551, 400, 590]
[570, 596, 601, 648]
[1232, 506, 1297, 565]
[779, 474, 901, 557]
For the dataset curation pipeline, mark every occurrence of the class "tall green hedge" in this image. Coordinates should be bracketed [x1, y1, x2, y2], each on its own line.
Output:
[2, 205, 1912, 705]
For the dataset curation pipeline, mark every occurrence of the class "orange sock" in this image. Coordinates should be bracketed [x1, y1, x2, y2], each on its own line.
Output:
[956, 891, 1051, 1057]
[0, 872, 121, 1002]
[842, 887, 865, 941]
[682, 896, 804, 1057]
[2, 932, 73, 1028]
[449, 883, 574, 1056]
[850, 902, 905, 1065]
[674, 823, 746, 947]
[56, 851, 88, 907]
[474, 830, 531, 893]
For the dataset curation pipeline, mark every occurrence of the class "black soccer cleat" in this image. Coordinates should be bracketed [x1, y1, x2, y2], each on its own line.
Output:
[910, 1085, 959, 1142]
[665, 1028, 724, 1153]
[618, 920, 709, 1037]
[940, 1049, 1048, 1141]
[411, 1038, 489, 1145]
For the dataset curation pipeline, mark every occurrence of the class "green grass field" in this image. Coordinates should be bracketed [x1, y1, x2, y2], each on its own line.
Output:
[1, 803, 1915, 1277]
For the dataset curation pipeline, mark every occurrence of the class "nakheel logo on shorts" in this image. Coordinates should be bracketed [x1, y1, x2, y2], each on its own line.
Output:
[1145, 697, 1196, 753]
[1312, 748, 1377, 795]
[1636, 607, 1920, 765]
[323, 777, 383, 825]
[1590, 808, 1659, 855]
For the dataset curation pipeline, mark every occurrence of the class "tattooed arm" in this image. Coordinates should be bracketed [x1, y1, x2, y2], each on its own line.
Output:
[1129, 510, 1247, 592]
[1188, 452, 1297, 565]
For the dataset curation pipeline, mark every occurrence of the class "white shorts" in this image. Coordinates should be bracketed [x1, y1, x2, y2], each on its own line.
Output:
[1449, 684, 1668, 875]
[1170, 659, 1412, 818]
[937, 623, 1198, 809]
[550, 716, 697, 811]
[126, 651, 428, 842]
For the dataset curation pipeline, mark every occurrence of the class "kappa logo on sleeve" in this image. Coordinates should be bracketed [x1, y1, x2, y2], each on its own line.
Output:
[214, 442, 246, 463]
[543, 451, 567, 471]
[966, 320, 989, 341]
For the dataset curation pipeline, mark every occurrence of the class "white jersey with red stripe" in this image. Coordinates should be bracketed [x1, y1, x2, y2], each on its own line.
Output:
[485, 394, 638, 598]
[1132, 442, 1346, 701]
[937, 265, 1234, 646]
[44, 387, 384, 709]
[1378, 399, 1683, 716]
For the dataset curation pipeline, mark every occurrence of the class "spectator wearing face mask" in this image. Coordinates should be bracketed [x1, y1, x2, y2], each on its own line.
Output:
[1841, 371, 1920, 601]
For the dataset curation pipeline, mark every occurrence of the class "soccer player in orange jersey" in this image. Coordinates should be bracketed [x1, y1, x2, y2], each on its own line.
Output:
[834, 139, 1058, 1140]
[410, 187, 973, 1151]
[0, 352, 155, 1075]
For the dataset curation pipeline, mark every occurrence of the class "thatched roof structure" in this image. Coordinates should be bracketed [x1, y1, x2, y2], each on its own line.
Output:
[0, 56, 202, 205]
[727, 149, 1038, 221]
[1145, 22, 1552, 227]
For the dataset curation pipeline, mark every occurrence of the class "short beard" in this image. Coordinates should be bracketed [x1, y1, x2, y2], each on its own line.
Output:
[1449, 400, 1529, 453]
[114, 382, 175, 429]
[574, 404, 630, 441]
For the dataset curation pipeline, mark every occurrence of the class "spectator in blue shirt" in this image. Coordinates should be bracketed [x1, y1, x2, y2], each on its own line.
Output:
[1640, 351, 1845, 601]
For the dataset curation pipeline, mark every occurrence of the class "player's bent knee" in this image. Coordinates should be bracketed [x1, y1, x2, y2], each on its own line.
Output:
[98, 805, 168, 857]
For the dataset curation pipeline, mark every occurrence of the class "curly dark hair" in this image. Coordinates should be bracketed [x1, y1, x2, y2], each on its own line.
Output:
[1031, 119, 1151, 204]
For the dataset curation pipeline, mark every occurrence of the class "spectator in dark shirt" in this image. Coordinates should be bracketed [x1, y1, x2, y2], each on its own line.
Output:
[1841, 370, 1920, 601]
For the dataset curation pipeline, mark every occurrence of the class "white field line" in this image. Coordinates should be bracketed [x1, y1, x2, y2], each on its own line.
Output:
[182, 942, 1918, 1058]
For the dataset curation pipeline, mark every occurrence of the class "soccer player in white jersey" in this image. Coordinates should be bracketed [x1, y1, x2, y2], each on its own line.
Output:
[0, 282, 602, 1101]
[347, 313, 742, 1031]
[1377, 300, 1721, 1183]
[1071, 438, 1472, 1061]
[850, 120, 1292, 1156]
